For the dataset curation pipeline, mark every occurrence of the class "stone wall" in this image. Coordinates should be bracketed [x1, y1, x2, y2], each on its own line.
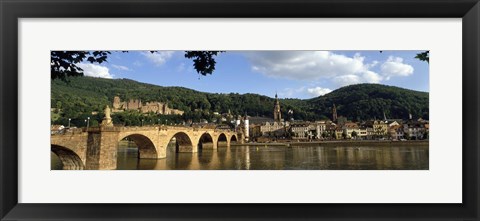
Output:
[85, 132, 102, 170]
[97, 131, 120, 170]
[126, 99, 142, 110]
[51, 133, 88, 169]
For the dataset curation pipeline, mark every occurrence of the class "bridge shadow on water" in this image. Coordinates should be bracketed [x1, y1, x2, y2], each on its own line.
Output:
[116, 139, 233, 170]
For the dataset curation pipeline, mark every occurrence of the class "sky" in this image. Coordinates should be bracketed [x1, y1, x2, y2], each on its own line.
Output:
[77, 50, 429, 99]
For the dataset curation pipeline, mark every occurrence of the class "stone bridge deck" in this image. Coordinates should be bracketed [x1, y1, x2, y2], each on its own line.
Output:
[51, 126, 242, 170]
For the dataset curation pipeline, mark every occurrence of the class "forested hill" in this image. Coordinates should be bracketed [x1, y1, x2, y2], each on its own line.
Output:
[51, 77, 429, 123]
[307, 84, 429, 121]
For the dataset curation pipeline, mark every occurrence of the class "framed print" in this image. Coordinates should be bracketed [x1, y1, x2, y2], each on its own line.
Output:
[1, 0, 479, 220]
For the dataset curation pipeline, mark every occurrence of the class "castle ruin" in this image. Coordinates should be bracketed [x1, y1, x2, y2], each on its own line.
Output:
[112, 96, 184, 115]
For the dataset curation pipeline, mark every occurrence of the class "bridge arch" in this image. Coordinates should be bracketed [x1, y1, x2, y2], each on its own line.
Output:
[198, 132, 214, 150]
[118, 134, 158, 159]
[217, 133, 229, 147]
[51, 144, 84, 170]
[230, 134, 238, 143]
[168, 132, 195, 153]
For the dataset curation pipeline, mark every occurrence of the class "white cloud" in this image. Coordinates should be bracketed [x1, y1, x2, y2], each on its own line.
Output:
[246, 51, 368, 80]
[142, 51, 174, 66]
[111, 64, 130, 71]
[279, 87, 305, 98]
[244, 51, 416, 88]
[332, 75, 362, 87]
[380, 56, 414, 80]
[244, 51, 386, 87]
[307, 87, 332, 97]
[77, 63, 114, 79]
[332, 72, 383, 87]
[362, 70, 383, 83]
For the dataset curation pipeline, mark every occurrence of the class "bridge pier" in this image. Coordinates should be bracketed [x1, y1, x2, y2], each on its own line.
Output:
[178, 145, 194, 153]
[85, 130, 119, 170]
[217, 141, 230, 147]
[199, 142, 217, 150]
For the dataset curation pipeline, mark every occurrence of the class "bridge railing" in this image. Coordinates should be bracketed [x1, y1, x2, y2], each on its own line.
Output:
[63, 125, 236, 134]
[51, 128, 85, 136]
[94, 126, 161, 132]
[214, 129, 235, 133]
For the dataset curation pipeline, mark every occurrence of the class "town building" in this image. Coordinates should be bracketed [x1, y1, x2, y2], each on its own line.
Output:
[250, 124, 262, 138]
[238, 114, 250, 142]
[342, 122, 360, 139]
[403, 120, 428, 140]
[248, 94, 289, 139]
[372, 120, 389, 138]
[388, 125, 404, 140]
[313, 121, 327, 139]
[260, 121, 288, 138]
[290, 123, 309, 139]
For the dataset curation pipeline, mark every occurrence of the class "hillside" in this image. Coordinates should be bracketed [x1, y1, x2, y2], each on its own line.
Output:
[51, 77, 428, 126]
[307, 84, 429, 121]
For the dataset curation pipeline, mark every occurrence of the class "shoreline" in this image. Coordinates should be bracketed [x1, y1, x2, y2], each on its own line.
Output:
[231, 140, 429, 147]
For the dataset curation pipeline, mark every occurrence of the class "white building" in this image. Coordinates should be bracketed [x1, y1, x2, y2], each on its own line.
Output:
[244, 115, 249, 141]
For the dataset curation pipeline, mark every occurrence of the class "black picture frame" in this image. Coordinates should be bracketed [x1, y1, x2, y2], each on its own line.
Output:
[1, 0, 479, 220]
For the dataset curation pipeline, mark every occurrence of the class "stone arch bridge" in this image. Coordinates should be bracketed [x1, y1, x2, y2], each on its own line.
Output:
[51, 125, 242, 170]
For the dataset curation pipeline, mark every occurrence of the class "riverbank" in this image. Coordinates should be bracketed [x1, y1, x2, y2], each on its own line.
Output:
[231, 140, 428, 147]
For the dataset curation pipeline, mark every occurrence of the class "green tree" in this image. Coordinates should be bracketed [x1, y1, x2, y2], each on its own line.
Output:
[51, 51, 222, 80]
[184, 51, 222, 76]
[331, 132, 337, 139]
[321, 131, 328, 139]
[55, 101, 62, 110]
[51, 51, 111, 81]
[423, 131, 429, 140]
[415, 51, 429, 63]
[289, 131, 295, 138]
[351, 131, 358, 139]
[51, 77, 429, 125]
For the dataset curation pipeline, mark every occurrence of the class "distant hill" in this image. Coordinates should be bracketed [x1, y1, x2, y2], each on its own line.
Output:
[306, 84, 429, 121]
[51, 77, 428, 124]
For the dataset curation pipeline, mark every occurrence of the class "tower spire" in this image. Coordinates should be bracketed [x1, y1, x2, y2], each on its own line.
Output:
[273, 92, 282, 122]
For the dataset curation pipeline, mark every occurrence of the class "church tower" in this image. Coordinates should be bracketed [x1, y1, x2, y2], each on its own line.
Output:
[332, 104, 338, 122]
[273, 93, 282, 122]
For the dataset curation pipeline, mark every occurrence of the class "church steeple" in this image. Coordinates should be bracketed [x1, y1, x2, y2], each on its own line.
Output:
[273, 93, 282, 122]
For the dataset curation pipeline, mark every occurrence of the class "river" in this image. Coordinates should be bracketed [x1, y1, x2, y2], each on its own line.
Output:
[51, 141, 428, 170]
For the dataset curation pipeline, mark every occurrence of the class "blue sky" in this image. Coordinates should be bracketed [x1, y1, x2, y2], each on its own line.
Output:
[77, 50, 429, 99]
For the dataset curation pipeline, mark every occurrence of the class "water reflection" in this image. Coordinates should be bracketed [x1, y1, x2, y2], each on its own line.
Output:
[51, 152, 63, 170]
[116, 142, 429, 170]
